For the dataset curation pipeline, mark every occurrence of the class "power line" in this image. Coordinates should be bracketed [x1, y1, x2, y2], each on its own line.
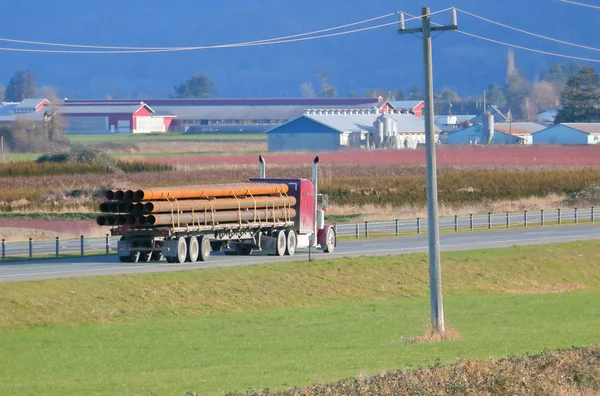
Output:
[559, 0, 600, 10]
[402, 10, 600, 63]
[0, 8, 453, 54]
[0, 21, 399, 54]
[457, 30, 600, 63]
[457, 8, 600, 53]
[0, 12, 399, 50]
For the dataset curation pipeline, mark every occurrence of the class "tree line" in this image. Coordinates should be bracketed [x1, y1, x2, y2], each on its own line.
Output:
[3, 63, 598, 123]
[365, 63, 599, 123]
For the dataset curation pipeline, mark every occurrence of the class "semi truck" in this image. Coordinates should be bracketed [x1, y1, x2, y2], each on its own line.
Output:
[97, 156, 336, 263]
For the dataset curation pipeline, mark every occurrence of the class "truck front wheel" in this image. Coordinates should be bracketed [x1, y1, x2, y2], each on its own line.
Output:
[322, 226, 336, 253]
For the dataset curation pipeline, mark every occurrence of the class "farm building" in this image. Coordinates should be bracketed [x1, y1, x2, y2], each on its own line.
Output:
[60, 101, 175, 134]
[63, 98, 384, 133]
[378, 100, 425, 117]
[266, 111, 433, 152]
[446, 113, 544, 145]
[0, 98, 50, 124]
[532, 123, 600, 145]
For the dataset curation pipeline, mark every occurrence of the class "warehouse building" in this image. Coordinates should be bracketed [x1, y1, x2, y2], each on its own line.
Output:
[63, 98, 384, 133]
[446, 112, 545, 145]
[266, 110, 432, 152]
[61, 101, 175, 134]
[0, 98, 50, 124]
[532, 123, 600, 145]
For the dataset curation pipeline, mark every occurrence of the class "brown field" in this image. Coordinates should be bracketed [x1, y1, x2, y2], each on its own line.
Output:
[139, 145, 600, 166]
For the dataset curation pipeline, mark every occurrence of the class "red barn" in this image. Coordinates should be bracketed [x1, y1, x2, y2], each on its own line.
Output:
[61, 101, 175, 134]
[378, 100, 424, 118]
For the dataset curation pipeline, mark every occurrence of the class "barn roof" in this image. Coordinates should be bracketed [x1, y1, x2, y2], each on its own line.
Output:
[60, 102, 153, 115]
[61, 98, 379, 121]
[493, 122, 546, 136]
[386, 100, 424, 110]
[267, 113, 432, 134]
[15, 98, 49, 112]
[561, 123, 600, 134]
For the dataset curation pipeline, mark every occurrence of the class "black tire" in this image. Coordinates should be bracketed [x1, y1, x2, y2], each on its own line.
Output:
[198, 235, 211, 262]
[322, 226, 336, 253]
[285, 229, 297, 256]
[151, 251, 164, 262]
[237, 244, 253, 255]
[186, 236, 200, 263]
[210, 241, 223, 252]
[140, 251, 153, 263]
[131, 251, 141, 263]
[176, 236, 187, 263]
[275, 230, 286, 256]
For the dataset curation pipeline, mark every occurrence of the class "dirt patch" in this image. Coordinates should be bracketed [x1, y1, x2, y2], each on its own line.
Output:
[402, 326, 461, 344]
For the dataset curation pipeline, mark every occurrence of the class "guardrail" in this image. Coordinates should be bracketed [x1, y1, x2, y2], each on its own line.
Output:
[1, 234, 117, 261]
[333, 207, 595, 239]
[0, 207, 596, 261]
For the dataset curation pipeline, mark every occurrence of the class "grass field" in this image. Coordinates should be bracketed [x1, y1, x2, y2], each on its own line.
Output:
[66, 132, 267, 144]
[0, 241, 599, 395]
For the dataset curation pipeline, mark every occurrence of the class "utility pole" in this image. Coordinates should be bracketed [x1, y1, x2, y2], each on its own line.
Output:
[398, 7, 457, 335]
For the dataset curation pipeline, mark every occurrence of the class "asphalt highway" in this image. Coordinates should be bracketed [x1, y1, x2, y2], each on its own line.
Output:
[1, 224, 599, 283]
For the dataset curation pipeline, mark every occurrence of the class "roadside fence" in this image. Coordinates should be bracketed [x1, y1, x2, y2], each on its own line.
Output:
[0, 207, 596, 261]
[1, 234, 116, 261]
[333, 207, 595, 239]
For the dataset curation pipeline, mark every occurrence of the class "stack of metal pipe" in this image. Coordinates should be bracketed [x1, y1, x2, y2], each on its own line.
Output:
[97, 183, 297, 228]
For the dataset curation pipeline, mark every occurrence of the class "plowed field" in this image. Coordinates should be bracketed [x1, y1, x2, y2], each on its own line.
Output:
[146, 146, 600, 166]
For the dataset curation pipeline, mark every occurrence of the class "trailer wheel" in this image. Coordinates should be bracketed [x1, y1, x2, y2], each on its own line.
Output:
[275, 230, 286, 256]
[210, 241, 223, 252]
[186, 236, 200, 263]
[198, 235, 211, 262]
[131, 251, 141, 263]
[238, 245, 253, 255]
[176, 236, 187, 263]
[322, 226, 336, 253]
[140, 251, 153, 263]
[151, 251, 164, 262]
[285, 229, 297, 256]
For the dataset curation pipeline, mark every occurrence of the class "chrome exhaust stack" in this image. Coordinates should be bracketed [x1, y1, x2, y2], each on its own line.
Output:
[259, 155, 266, 178]
[312, 156, 319, 247]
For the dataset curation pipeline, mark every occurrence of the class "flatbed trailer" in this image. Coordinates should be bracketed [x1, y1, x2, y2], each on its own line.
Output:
[108, 156, 336, 263]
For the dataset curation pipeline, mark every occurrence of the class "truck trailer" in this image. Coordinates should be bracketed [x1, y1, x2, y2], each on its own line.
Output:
[97, 156, 336, 263]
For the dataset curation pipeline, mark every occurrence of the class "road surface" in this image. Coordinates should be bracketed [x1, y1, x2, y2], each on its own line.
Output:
[1, 224, 599, 283]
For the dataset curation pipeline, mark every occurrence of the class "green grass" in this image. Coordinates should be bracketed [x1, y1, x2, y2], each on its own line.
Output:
[67, 132, 267, 144]
[5, 153, 40, 162]
[111, 150, 263, 159]
[0, 241, 599, 395]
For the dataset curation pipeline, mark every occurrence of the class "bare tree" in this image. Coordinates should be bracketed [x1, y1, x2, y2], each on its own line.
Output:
[300, 82, 316, 98]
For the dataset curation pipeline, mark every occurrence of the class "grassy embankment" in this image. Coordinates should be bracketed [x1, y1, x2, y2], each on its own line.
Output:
[0, 241, 599, 394]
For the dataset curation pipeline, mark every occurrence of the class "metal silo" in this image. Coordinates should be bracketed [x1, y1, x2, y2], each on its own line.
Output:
[482, 112, 494, 144]
[373, 118, 384, 147]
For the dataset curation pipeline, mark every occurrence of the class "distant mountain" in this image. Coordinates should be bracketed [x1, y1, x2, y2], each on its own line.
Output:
[1, 0, 598, 99]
